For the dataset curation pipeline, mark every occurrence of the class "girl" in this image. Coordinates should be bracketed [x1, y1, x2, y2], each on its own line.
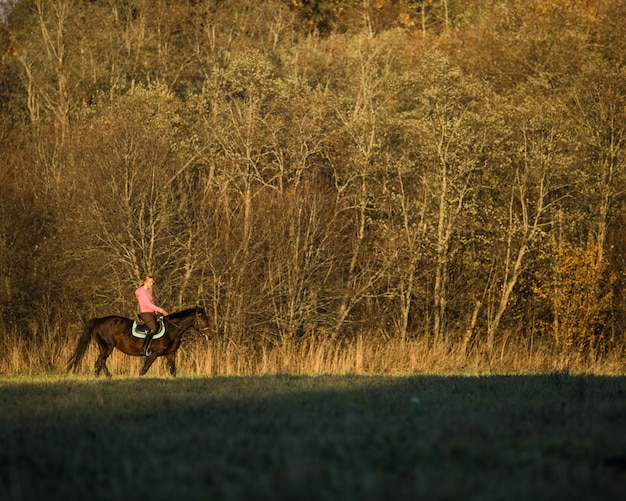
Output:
[135, 275, 168, 355]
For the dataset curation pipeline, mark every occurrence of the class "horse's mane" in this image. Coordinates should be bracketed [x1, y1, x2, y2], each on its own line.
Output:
[167, 306, 202, 320]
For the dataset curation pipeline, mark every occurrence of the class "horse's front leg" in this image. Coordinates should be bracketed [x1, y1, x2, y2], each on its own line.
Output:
[165, 352, 177, 377]
[139, 352, 159, 376]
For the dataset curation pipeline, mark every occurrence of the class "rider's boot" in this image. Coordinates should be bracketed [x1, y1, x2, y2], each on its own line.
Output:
[140, 330, 154, 356]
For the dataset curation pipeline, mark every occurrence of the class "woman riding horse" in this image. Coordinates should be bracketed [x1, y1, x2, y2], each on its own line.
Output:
[66, 306, 212, 377]
[135, 275, 168, 355]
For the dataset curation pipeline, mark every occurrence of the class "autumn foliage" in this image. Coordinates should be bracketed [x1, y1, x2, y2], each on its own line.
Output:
[1, 0, 625, 374]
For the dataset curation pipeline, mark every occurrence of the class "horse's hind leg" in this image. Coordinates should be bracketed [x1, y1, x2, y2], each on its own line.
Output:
[94, 336, 114, 378]
[95, 354, 112, 378]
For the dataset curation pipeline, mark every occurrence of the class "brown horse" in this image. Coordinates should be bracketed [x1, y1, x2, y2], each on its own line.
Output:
[67, 306, 212, 377]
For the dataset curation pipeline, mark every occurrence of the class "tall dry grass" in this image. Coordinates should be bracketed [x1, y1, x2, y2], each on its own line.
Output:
[1, 322, 624, 377]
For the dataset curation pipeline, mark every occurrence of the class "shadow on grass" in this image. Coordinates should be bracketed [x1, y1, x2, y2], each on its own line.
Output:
[1, 374, 625, 500]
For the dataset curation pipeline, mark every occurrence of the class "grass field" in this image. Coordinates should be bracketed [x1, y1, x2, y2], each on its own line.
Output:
[1, 374, 625, 500]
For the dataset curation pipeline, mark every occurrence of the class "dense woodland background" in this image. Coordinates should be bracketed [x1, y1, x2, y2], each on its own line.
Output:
[1, 0, 626, 373]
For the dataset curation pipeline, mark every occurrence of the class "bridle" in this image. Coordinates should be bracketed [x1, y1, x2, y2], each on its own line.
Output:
[195, 310, 212, 339]
[162, 309, 211, 339]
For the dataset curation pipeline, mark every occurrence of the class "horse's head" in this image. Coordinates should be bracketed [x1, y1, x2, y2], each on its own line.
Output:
[195, 306, 213, 340]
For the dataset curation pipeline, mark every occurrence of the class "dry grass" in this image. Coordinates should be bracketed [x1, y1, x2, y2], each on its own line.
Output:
[1, 323, 624, 377]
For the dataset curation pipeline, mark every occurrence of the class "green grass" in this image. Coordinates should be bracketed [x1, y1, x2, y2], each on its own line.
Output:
[1, 374, 625, 500]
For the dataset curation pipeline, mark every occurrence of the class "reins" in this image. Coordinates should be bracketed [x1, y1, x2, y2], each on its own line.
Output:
[162, 310, 211, 338]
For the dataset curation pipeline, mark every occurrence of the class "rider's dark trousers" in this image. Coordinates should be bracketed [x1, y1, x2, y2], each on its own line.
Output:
[139, 312, 158, 332]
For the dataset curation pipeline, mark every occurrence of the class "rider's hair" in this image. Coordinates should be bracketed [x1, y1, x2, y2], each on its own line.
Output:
[140, 275, 153, 286]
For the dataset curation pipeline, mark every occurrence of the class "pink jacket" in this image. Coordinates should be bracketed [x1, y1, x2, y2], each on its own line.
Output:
[135, 286, 165, 314]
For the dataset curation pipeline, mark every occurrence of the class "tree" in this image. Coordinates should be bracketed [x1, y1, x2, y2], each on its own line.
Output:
[402, 51, 495, 341]
[534, 243, 614, 368]
[485, 89, 573, 353]
[60, 84, 188, 314]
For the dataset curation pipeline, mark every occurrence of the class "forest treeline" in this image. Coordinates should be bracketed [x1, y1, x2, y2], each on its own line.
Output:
[1, 0, 625, 368]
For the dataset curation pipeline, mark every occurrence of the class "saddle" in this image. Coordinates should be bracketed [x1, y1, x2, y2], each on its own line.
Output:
[132, 314, 166, 339]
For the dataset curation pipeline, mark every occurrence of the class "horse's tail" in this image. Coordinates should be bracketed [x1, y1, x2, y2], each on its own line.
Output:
[66, 318, 97, 373]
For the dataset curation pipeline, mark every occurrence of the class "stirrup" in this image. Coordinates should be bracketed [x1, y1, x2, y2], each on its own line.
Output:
[140, 332, 153, 356]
